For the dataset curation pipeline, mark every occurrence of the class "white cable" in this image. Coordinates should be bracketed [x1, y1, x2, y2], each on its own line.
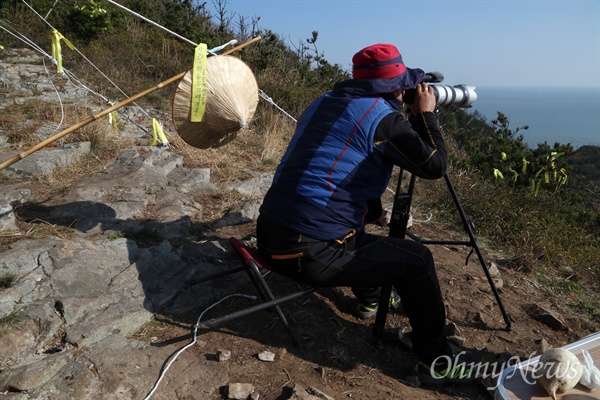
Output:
[5, 4, 243, 145]
[31, 0, 237, 119]
[142, 293, 257, 400]
[107, 0, 239, 55]
[14, 0, 299, 137]
[41, 57, 65, 139]
[104, 1, 298, 124]
[412, 211, 433, 224]
[107, 0, 198, 47]
[43, 0, 60, 20]
[0, 19, 51, 58]
[0, 20, 140, 133]
[20, 0, 155, 120]
[259, 90, 297, 123]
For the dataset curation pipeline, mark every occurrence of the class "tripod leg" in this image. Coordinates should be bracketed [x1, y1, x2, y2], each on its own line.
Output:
[389, 173, 415, 238]
[373, 284, 393, 345]
[443, 174, 513, 330]
[374, 170, 413, 341]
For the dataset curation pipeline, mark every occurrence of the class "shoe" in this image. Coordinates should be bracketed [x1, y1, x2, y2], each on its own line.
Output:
[414, 352, 475, 386]
[356, 291, 402, 319]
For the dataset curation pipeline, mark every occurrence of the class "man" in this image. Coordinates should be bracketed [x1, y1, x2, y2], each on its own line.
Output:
[256, 43, 471, 384]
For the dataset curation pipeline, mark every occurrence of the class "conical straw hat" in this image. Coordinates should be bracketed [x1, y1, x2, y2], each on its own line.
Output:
[172, 55, 259, 149]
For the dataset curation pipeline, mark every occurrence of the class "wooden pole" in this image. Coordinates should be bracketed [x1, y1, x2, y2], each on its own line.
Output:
[0, 36, 261, 172]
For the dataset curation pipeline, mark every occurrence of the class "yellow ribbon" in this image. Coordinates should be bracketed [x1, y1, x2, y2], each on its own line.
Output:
[151, 118, 169, 146]
[51, 29, 75, 73]
[107, 102, 119, 135]
[521, 158, 530, 174]
[191, 43, 208, 122]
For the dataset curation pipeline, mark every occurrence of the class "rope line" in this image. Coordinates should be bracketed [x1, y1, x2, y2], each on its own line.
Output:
[42, 57, 65, 139]
[107, 0, 198, 48]
[259, 90, 297, 123]
[142, 293, 257, 400]
[1, 17, 147, 136]
[104, 0, 297, 124]
[19, 0, 155, 122]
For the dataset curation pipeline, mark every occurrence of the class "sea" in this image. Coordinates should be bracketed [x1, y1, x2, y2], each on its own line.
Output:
[462, 86, 600, 149]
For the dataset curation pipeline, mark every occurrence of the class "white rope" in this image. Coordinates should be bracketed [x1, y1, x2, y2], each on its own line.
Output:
[259, 90, 297, 123]
[4, 2, 268, 148]
[107, 0, 240, 55]
[107, 0, 198, 48]
[19, 0, 156, 120]
[11, 1, 236, 140]
[41, 57, 65, 139]
[142, 293, 257, 400]
[1, 17, 146, 136]
[0, 19, 51, 58]
[413, 211, 433, 224]
[103, 1, 298, 124]
[43, 0, 60, 20]
[2, 18, 150, 138]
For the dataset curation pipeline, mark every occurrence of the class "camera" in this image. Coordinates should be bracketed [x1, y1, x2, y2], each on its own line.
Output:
[402, 71, 478, 108]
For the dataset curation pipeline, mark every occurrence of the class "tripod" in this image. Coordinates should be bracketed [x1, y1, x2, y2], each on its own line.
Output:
[372, 169, 513, 343]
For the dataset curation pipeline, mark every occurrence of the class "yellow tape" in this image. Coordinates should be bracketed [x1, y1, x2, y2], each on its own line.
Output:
[51, 30, 75, 73]
[51, 30, 62, 73]
[151, 118, 169, 146]
[109, 112, 119, 135]
[191, 43, 208, 122]
[521, 158, 530, 173]
[107, 102, 119, 135]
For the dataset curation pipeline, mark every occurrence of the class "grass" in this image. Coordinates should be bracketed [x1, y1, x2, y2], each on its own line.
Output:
[534, 271, 583, 295]
[130, 316, 179, 342]
[573, 300, 600, 323]
[0, 310, 24, 330]
[169, 104, 293, 183]
[106, 231, 126, 241]
[0, 272, 17, 288]
[105, 228, 166, 247]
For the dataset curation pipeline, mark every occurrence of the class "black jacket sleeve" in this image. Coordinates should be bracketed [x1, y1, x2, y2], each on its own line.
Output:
[373, 111, 448, 179]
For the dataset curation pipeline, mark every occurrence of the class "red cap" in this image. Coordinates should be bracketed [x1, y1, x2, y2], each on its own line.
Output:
[351, 44, 424, 93]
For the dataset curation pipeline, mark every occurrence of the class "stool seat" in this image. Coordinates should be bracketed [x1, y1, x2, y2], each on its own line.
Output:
[196, 237, 316, 347]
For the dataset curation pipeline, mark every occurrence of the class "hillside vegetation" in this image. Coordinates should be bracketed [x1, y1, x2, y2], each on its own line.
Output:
[1, 0, 599, 323]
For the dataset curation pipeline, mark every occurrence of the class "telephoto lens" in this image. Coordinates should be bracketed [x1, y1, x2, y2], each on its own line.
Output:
[431, 84, 477, 108]
[403, 84, 477, 108]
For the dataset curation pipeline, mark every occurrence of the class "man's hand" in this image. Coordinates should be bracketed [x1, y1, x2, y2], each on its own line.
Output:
[408, 82, 436, 114]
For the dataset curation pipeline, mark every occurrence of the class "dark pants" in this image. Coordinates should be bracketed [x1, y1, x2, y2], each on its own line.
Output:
[256, 215, 451, 364]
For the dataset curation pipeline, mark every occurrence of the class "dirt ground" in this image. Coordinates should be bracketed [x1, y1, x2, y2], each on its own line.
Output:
[144, 220, 600, 400]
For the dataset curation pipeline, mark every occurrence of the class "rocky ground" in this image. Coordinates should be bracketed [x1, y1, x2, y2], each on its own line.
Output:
[0, 48, 598, 400]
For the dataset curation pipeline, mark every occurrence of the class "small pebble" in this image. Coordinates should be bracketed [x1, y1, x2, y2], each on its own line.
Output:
[258, 350, 275, 362]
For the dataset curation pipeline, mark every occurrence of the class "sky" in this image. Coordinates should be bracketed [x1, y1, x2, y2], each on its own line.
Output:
[205, 0, 600, 88]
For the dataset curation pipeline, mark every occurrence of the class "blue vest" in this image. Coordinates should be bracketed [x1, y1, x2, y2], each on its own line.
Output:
[259, 87, 397, 241]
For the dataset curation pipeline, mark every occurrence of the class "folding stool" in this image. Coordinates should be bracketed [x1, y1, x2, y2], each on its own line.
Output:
[196, 237, 316, 347]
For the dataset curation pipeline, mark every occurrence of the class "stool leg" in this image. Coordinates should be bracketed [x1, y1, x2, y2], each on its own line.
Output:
[247, 259, 306, 348]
